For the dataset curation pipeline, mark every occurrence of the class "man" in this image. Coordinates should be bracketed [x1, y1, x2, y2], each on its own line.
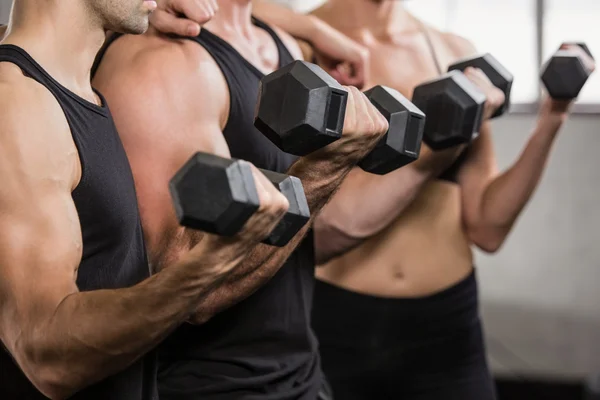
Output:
[250, 1, 594, 399]
[0, 0, 289, 398]
[92, 0, 389, 398]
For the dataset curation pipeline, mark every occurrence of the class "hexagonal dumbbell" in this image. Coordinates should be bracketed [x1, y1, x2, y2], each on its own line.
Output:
[259, 169, 310, 246]
[448, 53, 513, 119]
[254, 61, 348, 156]
[170, 152, 260, 236]
[255, 61, 425, 174]
[541, 42, 595, 100]
[412, 71, 486, 150]
[169, 152, 310, 246]
[359, 86, 426, 174]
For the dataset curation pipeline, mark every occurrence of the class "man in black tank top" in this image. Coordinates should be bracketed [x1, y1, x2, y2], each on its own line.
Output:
[92, 1, 391, 398]
[0, 1, 291, 399]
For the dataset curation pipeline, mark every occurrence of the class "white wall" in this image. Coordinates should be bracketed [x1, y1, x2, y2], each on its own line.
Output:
[0, 0, 11, 24]
[479, 114, 600, 379]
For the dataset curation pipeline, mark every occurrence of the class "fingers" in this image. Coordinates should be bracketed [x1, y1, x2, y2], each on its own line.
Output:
[150, 0, 218, 37]
[241, 163, 288, 240]
[150, 9, 202, 36]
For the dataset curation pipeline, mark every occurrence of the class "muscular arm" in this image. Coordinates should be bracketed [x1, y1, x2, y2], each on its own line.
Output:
[0, 68, 254, 399]
[93, 37, 383, 323]
[459, 100, 569, 253]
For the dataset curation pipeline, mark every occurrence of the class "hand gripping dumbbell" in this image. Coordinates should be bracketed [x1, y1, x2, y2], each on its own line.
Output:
[541, 42, 594, 100]
[254, 61, 426, 175]
[448, 53, 514, 119]
[411, 53, 513, 150]
[170, 152, 310, 247]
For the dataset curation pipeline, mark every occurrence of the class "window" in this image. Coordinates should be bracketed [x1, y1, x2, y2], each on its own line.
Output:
[544, 0, 600, 104]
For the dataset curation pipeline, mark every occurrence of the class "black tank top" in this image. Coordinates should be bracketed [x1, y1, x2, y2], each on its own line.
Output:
[95, 18, 320, 400]
[0, 45, 157, 400]
[421, 24, 470, 183]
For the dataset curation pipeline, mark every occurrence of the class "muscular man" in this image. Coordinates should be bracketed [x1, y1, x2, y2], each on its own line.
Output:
[298, 1, 592, 399]
[91, 0, 388, 398]
[0, 0, 288, 398]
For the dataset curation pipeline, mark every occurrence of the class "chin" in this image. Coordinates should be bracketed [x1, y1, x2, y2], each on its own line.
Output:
[115, 16, 149, 35]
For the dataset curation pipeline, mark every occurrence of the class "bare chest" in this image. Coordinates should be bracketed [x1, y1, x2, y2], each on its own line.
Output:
[363, 40, 454, 99]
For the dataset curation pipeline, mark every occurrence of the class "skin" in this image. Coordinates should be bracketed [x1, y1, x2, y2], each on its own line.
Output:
[0, 0, 289, 398]
[92, 0, 388, 324]
[308, 0, 595, 297]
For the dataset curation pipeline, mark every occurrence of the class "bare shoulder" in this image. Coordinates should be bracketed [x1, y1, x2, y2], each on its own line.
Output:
[94, 34, 229, 122]
[271, 26, 304, 61]
[0, 63, 78, 189]
[439, 32, 478, 59]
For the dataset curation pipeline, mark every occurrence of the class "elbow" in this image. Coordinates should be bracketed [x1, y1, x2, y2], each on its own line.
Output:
[17, 341, 80, 399]
[467, 225, 509, 254]
[314, 217, 368, 265]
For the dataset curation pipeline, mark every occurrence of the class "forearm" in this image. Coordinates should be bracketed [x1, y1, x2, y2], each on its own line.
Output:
[253, 0, 318, 43]
[313, 145, 464, 263]
[0, 25, 7, 40]
[470, 116, 563, 249]
[191, 143, 364, 322]
[16, 245, 236, 398]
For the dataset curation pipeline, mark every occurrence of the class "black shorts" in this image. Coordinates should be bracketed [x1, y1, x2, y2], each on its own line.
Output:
[312, 270, 497, 400]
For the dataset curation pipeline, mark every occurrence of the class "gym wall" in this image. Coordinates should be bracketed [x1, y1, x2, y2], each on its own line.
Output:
[0, 0, 11, 25]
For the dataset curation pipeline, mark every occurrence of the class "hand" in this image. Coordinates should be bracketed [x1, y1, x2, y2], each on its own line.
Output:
[149, 0, 218, 37]
[463, 67, 505, 121]
[310, 18, 369, 89]
[184, 162, 289, 282]
[336, 86, 389, 156]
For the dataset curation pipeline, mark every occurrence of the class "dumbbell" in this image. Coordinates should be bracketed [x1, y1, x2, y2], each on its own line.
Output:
[412, 71, 486, 150]
[254, 61, 426, 175]
[169, 152, 310, 247]
[541, 42, 594, 100]
[448, 53, 514, 119]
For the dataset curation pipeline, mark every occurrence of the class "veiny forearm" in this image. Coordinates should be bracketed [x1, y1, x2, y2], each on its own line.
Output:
[313, 145, 464, 263]
[470, 118, 562, 250]
[190, 142, 366, 323]
[15, 247, 237, 398]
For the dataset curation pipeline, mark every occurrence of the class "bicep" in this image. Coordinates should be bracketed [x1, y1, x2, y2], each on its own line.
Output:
[93, 43, 232, 265]
[457, 123, 498, 222]
[0, 86, 82, 348]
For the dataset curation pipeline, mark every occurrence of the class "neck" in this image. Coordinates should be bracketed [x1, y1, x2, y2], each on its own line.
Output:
[204, 0, 254, 39]
[5, 0, 105, 96]
[325, 0, 418, 40]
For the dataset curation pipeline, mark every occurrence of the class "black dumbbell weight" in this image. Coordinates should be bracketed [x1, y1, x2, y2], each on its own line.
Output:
[255, 61, 425, 174]
[170, 152, 309, 246]
[541, 42, 594, 100]
[448, 53, 513, 119]
[259, 169, 310, 246]
[412, 71, 486, 150]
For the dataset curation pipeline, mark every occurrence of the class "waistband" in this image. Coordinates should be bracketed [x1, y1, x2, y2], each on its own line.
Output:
[312, 270, 479, 346]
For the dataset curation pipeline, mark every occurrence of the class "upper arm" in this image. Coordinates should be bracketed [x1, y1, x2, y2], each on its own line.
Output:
[92, 39, 231, 267]
[272, 26, 304, 61]
[457, 123, 498, 229]
[0, 70, 82, 352]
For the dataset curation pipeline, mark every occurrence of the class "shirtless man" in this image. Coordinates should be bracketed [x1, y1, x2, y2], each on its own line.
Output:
[91, 0, 388, 398]
[0, 0, 289, 398]
[300, 1, 593, 399]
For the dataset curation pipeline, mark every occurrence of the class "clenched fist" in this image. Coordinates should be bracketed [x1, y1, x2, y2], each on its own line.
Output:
[463, 66, 506, 121]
